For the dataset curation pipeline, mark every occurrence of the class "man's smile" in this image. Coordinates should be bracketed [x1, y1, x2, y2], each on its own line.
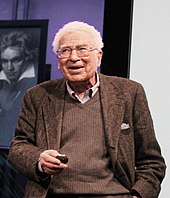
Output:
[68, 65, 84, 69]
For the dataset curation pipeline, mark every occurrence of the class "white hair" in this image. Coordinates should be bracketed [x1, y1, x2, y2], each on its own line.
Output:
[52, 21, 104, 54]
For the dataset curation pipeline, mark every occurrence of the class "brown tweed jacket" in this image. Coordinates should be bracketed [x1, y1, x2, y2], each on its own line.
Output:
[8, 73, 166, 198]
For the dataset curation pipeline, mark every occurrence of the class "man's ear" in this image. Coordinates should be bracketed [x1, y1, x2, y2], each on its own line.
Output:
[97, 51, 103, 66]
[56, 54, 61, 69]
[57, 57, 60, 69]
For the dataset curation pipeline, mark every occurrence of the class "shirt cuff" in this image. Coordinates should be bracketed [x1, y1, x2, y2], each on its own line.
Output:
[38, 161, 44, 172]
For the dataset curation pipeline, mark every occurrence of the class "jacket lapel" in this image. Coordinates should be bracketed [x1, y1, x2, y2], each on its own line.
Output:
[41, 80, 66, 151]
[99, 74, 125, 160]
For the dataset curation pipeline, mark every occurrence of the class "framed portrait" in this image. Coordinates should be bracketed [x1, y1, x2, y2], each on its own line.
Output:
[0, 20, 49, 148]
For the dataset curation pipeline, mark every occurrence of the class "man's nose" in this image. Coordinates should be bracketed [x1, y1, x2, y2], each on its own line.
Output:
[69, 49, 80, 61]
[7, 61, 15, 70]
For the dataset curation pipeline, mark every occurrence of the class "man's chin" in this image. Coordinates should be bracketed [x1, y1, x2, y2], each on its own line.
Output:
[67, 78, 86, 83]
[7, 77, 18, 82]
[66, 75, 86, 82]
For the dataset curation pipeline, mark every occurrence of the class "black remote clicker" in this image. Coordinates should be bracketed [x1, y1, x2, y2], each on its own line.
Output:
[56, 154, 68, 164]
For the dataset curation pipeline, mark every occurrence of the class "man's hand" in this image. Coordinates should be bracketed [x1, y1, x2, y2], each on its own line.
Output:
[38, 149, 68, 175]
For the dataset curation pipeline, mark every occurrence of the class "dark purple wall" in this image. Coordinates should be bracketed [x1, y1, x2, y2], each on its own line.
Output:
[0, 0, 104, 79]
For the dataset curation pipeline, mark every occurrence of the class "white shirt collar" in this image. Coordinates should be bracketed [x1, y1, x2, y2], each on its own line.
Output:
[66, 73, 100, 104]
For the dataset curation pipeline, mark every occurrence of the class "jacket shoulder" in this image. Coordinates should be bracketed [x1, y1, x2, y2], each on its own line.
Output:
[27, 78, 65, 93]
[99, 73, 143, 92]
[23, 78, 65, 104]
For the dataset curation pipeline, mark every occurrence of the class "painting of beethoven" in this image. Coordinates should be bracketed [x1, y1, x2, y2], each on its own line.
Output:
[0, 29, 40, 148]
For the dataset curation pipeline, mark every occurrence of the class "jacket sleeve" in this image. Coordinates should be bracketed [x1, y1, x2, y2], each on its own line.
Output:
[132, 84, 166, 198]
[8, 88, 50, 186]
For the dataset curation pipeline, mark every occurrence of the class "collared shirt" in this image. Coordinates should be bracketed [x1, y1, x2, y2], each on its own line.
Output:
[66, 73, 100, 104]
[0, 63, 35, 84]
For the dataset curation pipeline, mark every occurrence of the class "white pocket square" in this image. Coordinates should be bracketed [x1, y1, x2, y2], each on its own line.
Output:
[121, 123, 130, 130]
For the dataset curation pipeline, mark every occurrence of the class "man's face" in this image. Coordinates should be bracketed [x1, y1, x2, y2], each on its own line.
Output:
[57, 31, 103, 85]
[1, 47, 25, 82]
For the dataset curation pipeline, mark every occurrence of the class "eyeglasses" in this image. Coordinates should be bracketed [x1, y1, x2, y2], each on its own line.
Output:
[56, 46, 97, 58]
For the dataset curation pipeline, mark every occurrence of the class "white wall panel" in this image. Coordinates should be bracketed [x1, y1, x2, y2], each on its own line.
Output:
[130, 1, 170, 197]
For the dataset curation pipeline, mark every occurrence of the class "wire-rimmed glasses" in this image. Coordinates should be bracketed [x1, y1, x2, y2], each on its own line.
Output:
[56, 46, 97, 58]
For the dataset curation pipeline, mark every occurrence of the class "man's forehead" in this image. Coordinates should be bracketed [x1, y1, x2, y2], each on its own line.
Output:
[59, 31, 94, 46]
[60, 44, 89, 49]
[1, 47, 24, 57]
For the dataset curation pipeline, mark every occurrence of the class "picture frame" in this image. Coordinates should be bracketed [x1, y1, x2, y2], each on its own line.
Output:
[0, 19, 49, 82]
[0, 19, 49, 148]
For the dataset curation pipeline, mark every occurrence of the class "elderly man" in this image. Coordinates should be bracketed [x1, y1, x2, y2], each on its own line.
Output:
[8, 21, 166, 198]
